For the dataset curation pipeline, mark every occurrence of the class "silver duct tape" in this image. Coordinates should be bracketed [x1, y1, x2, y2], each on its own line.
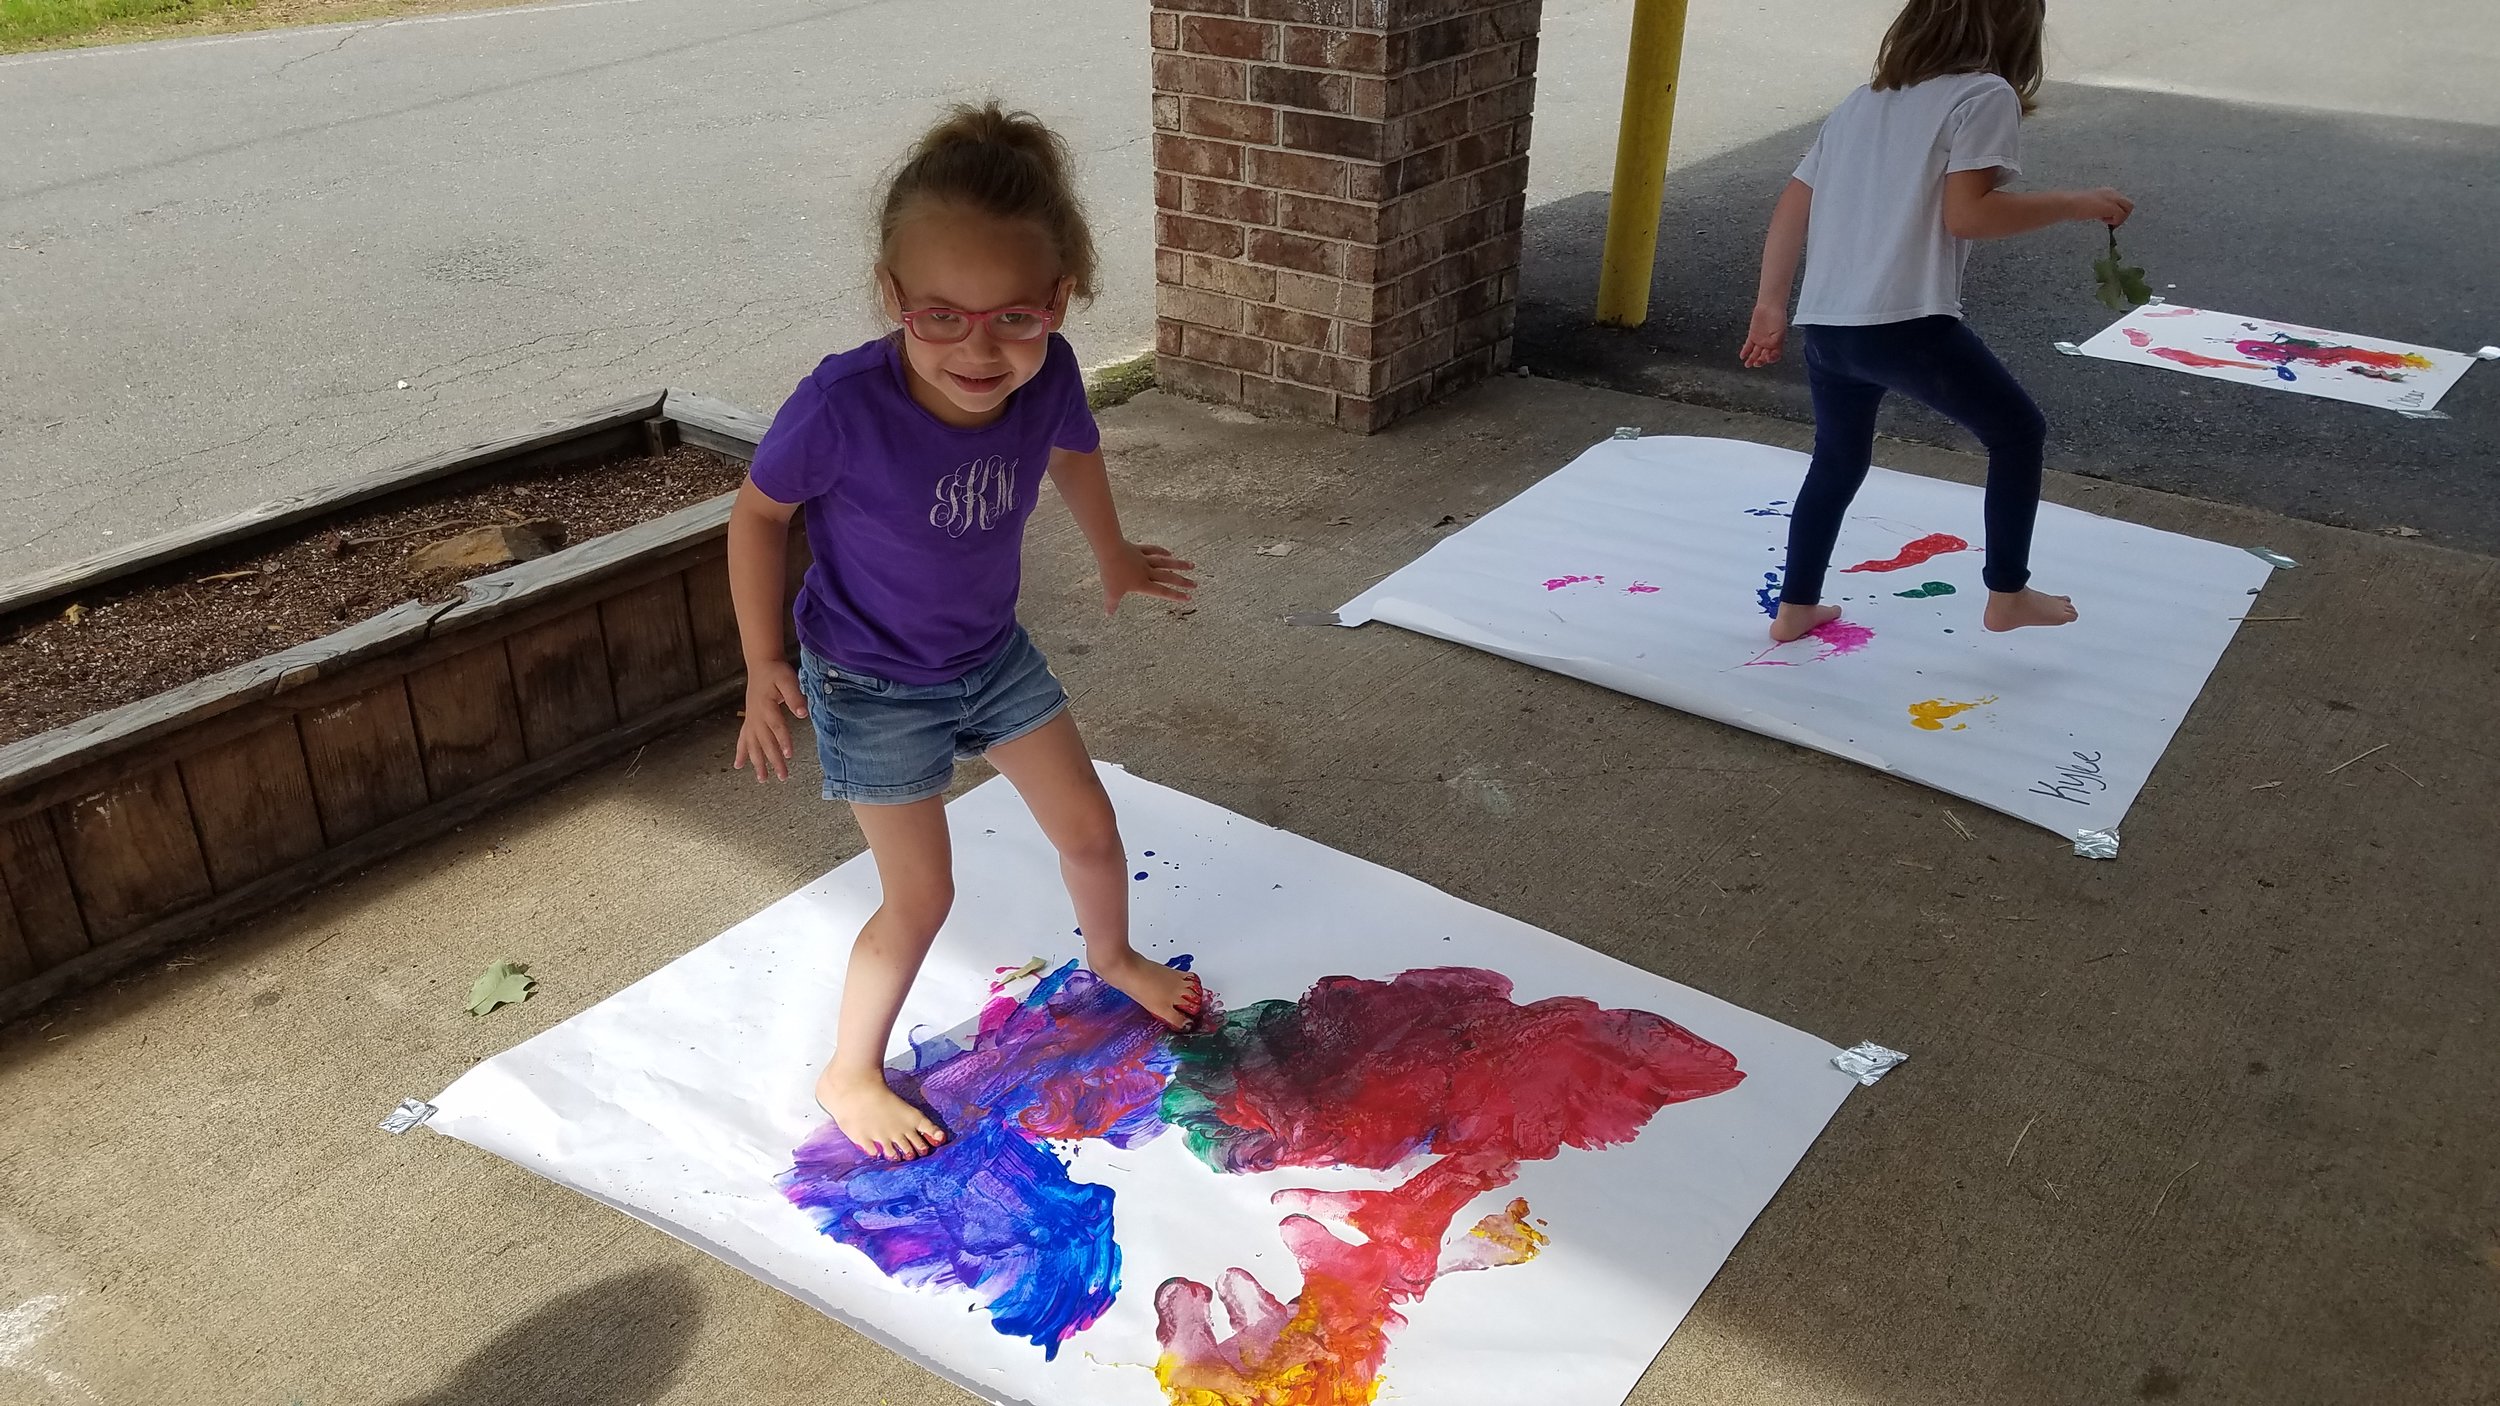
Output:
[2052, 341, 2083, 356]
[2245, 547, 2299, 569]
[2396, 409, 2452, 421]
[1284, 611, 1343, 627]
[1611, 426, 1642, 439]
[2072, 827, 2121, 860]
[2476, 346, 2499, 360]
[380, 1098, 438, 1135]
[1832, 1042, 1908, 1086]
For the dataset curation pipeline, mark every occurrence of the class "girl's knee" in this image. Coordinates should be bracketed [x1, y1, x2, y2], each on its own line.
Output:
[879, 879, 956, 934]
[1988, 400, 2048, 456]
[1053, 807, 1126, 873]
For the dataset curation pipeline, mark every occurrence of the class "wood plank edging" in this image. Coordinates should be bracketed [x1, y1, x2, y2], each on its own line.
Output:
[0, 390, 670, 621]
[0, 677, 743, 1024]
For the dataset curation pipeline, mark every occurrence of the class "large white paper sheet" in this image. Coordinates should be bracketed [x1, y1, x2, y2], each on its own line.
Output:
[2074, 303, 2485, 413]
[427, 767, 1861, 1406]
[1339, 435, 2273, 844]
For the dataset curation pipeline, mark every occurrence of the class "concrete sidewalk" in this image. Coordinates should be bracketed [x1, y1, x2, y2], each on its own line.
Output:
[1, 375, 2493, 1406]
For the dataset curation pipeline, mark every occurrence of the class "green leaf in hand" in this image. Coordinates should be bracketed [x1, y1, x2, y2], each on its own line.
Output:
[467, 959, 536, 1016]
[2092, 227, 2154, 312]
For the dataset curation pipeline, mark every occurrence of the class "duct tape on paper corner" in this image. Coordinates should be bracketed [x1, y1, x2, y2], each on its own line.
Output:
[380, 1098, 437, 1134]
[1832, 1042, 1908, 1086]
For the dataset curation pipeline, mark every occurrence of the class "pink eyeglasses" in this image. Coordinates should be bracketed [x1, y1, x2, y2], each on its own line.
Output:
[896, 301, 1059, 345]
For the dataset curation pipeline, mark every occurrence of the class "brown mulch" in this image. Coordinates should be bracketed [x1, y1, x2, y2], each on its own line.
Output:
[0, 444, 748, 748]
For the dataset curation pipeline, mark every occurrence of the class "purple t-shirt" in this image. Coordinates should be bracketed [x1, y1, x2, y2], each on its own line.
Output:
[747, 333, 1100, 684]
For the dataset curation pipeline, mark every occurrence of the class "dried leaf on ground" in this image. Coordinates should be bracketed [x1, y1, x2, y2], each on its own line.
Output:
[467, 960, 536, 1017]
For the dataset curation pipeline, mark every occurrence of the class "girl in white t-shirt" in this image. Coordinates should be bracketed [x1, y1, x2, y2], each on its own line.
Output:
[1740, 0, 2132, 640]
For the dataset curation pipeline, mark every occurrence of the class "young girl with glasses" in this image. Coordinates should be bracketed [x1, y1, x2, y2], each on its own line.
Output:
[1742, 0, 2133, 640]
[728, 102, 1203, 1162]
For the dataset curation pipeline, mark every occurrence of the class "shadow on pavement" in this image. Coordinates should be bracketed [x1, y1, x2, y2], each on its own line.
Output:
[387, 1264, 705, 1406]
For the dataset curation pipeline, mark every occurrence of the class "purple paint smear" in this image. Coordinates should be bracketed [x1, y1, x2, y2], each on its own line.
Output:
[779, 959, 1193, 1356]
[1542, 574, 1604, 591]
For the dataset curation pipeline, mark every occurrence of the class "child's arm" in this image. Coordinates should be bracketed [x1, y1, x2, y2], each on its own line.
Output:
[1741, 179, 1813, 368]
[1046, 447, 1197, 614]
[727, 480, 807, 782]
[1944, 171, 2132, 240]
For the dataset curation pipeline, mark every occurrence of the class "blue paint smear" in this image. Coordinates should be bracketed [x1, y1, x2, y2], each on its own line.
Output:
[779, 958, 1194, 1356]
[785, 1119, 1118, 1356]
[1134, 871, 1150, 881]
[1757, 570, 1783, 618]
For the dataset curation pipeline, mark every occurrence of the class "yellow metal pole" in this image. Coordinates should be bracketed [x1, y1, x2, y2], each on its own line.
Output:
[1595, 0, 1694, 328]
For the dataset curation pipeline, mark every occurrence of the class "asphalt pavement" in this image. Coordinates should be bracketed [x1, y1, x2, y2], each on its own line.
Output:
[5, 0, 2493, 576]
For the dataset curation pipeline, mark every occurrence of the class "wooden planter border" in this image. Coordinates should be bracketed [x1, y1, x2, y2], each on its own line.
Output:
[0, 389, 781, 1022]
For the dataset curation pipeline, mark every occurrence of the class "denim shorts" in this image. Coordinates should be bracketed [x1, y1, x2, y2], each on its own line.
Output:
[798, 626, 1069, 805]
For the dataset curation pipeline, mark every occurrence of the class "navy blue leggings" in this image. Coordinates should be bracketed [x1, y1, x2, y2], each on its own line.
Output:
[1779, 316, 2048, 604]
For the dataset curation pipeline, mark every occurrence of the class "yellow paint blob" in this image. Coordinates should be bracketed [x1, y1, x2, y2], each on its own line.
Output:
[1908, 695, 1998, 732]
[1464, 1198, 1551, 1267]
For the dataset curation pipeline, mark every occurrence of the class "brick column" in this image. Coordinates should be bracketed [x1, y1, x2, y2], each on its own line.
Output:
[1149, 0, 1540, 433]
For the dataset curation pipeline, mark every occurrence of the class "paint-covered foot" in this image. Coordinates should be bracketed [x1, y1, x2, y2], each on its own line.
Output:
[1984, 588, 2079, 631]
[1094, 948, 1205, 1031]
[815, 1065, 946, 1161]
[1769, 602, 1842, 643]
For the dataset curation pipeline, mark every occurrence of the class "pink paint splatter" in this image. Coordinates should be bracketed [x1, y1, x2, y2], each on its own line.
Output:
[1542, 575, 1604, 591]
[2122, 328, 2151, 347]
[1625, 581, 1660, 595]
[1811, 620, 1876, 656]
[1744, 618, 1876, 667]
[1840, 534, 1968, 574]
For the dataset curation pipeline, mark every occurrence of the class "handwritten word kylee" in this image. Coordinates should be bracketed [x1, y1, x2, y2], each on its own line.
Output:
[2028, 751, 2107, 805]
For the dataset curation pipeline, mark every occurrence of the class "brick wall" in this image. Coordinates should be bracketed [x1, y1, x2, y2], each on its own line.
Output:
[1149, 0, 1542, 433]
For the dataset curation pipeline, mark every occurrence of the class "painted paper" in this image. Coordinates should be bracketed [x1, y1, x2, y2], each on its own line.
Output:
[1336, 435, 2274, 842]
[2075, 304, 2483, 413]
[425, 768, 1861, 1406]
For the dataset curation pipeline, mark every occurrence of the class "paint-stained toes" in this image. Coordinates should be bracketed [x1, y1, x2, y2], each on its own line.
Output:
[1768, 603, 1843, 643]
[818, 1070, 949, 1161]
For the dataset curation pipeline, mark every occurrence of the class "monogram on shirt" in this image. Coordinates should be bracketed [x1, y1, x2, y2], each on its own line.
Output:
[929, 455, 1018, 537]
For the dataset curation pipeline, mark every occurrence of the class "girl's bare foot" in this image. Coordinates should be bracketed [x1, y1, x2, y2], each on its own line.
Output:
[1094, 949, 1206, 1030]
[1769, 602, 1843, 643]
[815, 1064, 947, 1161]
[1984, 588, 2079, 631]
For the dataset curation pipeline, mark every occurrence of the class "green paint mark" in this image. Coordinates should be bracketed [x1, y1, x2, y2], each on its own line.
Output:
[1894, 581, 1958, 599]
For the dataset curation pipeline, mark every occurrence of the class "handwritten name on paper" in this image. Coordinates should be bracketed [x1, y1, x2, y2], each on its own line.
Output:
[2028, 751, 2107, 806]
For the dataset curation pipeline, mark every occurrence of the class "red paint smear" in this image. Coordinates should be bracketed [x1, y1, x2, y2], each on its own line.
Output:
[2233, 338, 2433, 373]
[1156, 1152, 1516, 1404]
[2122, 328, 2151, 347]
[2150, 346, 2271, 372]
[1154, 968, 1742, 1403]
[1839, 533, 1968, 574]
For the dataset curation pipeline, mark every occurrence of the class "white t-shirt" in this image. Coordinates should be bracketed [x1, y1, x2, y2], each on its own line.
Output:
[1791, 73, 2022, 327]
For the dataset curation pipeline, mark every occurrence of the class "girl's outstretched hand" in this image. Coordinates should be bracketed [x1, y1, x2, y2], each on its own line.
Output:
[734, 661, 807, 782]
[1101, 541, 1197, 614]
[2070, 187, 2134, 228]
[1741, 303, 1788, 368]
